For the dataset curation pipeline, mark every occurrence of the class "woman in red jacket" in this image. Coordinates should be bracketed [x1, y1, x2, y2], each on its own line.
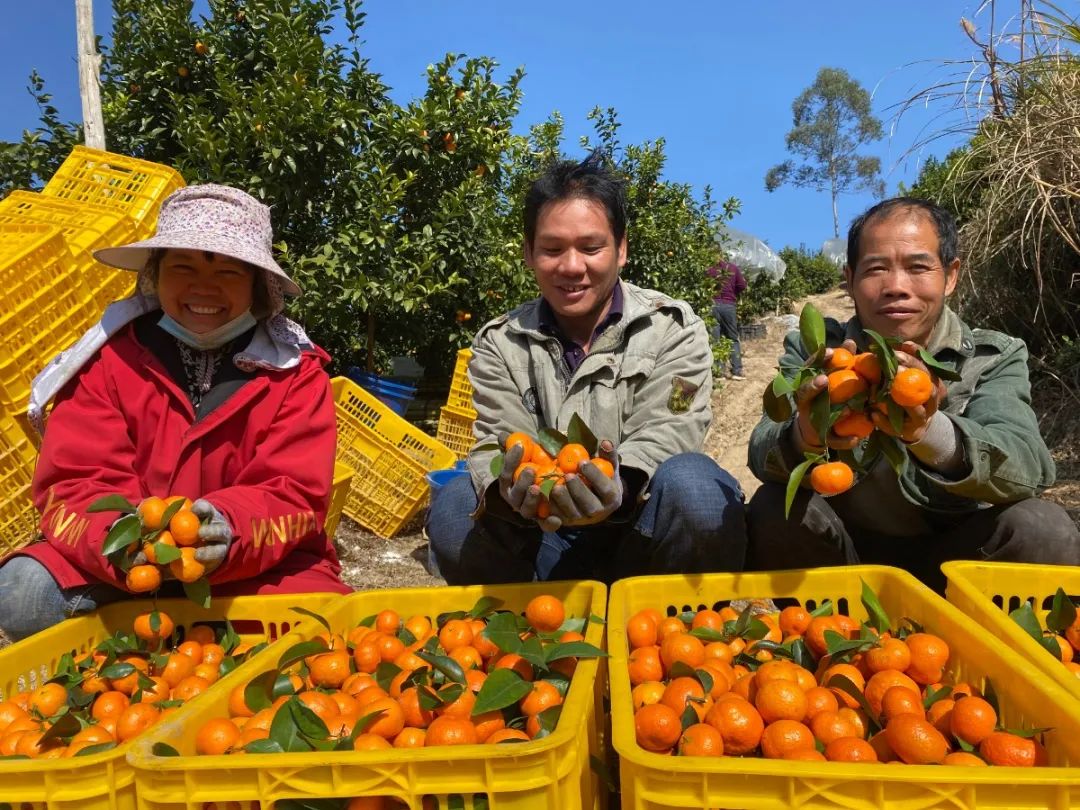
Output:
[0, 184, 350, 640]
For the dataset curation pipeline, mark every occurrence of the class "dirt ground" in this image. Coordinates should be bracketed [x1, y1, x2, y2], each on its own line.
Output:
[335, 286, 1080, 590]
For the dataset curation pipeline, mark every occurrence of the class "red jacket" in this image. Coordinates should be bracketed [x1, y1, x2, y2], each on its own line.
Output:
[17, 324, 350, 596]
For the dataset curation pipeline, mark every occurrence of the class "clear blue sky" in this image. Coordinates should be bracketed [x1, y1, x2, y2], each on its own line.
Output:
[1, 1, 986, 252]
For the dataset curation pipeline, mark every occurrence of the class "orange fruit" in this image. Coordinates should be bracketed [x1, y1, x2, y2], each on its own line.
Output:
[628, 646, 664, 687]
[809, 462, 855, 496]
[755, 679, 808, 724]
[438, 619, 475, 651]
[927, 698, 956, 737]
[425, 715, 479, 746]
[804, 686, 839, 720]
[393, 727, 427, 748]
[779, 606, 812, 637]
[832, 411, 874, 439]
[140, 675, 172, 703]
[852, 352, 882, 385]
[824, 736, 878, 762]
[634, 703, 682, 753]
[627, 611, 659, 649]
[91, 691, 131, 721]
[299, 690, 341, 721]
[159, 653, 197, 688]
[805, 616, 841, 657]
[171, 675, 211, 702]
[880, 686, 925, 723]
[374, 610, 401, 636]
[865, 638, 912, 674]
[827, 369, 868, 403]
[827, 347, 856, 371]
[169, 546, 206, 583]
[126, 564, 162, 593]
[530, 444, 554, 466]
[186, 625, 216, 645]
[521, 680, 563, 717]
[0, 701, 28, 733]
[137, 496, 169, 530]
[29, 682, 68, 718]
[362, 697, 406, 739]
[863, 669, 919, 718]
[587, 457, 615, 479]
[657, 616, 688, 641]
[949, 696, 997, 746]
[783, 748, 828, 761]
[195, 717, 240, 755]
[142, 531, 176, 565]
[890, 367, 934, 407]
[177, 640, 205, 664]
[169, 509, 202, 546]
[492, 652, 534, 681]
[660, 676, 708, 720]
[660, 632, 705, 672]
[228, 684, 255, 718]
[884, 714, 949, 764]
[822, 663, 866, 709]
[513, 461, 547, 484]
[309, 650, 351, 689]
[555, 443, 590, 474]
[678, 722, 724, 757]
[504, 432, 535, 461]
[115, 702, 161, 742]
[979, 731, 1047, 767]
[943, 751, 988, 766]
[471, 709, 506, 743]
[398, 687, 434, 729]
[904, 633, 950, 685]
[133, 610, 175, 645]
[486, 728, 531, 744]
[691, 609, 724, 632]
[110, 655, 150, 695]
[760, 719, 815, 759]
[434, 684, 476, 719]
[352, 733, 393, 751]
[703, 696, 764, 756]
[524, 594, 565, 633]
[810, 709, 861, 745]
[632, 681, 667, 710]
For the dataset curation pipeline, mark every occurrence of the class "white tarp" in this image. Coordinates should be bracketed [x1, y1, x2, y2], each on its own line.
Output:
[716, 225, 786, 279]
[822, 237, 847, 266]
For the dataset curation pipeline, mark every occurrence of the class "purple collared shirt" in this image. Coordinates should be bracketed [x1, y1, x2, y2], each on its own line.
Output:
[707, 261, 747, 304]
[538, 283, 624, 373]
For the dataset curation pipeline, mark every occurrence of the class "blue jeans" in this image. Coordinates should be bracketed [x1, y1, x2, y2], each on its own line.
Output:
[426, 453, 747, 584]
[711, 302, 743, 376]
[0, 556, 128, 641]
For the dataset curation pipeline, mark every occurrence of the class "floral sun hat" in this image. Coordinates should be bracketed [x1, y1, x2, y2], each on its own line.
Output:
[93, 184, 301, 297]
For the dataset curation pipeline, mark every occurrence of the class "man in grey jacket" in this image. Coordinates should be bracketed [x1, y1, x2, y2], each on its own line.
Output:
[427, 153, 746, 584]
[747, 197, 1079, 591]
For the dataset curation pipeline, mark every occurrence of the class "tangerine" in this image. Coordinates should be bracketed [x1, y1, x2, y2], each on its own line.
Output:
[634, 703, 682, 753]
[884, 714, 948, 764]
[115, 702, 161, 742]
[169, 509, 202, 546]
[524, 594, 565, 633]
[827, 347, 856, 371]
[828, 369, 868, 404]
[851, 352, 882, 385]
[890, 367, 934, 407]
[703, 696, 764, 756]
[555, 443, 590, 474]
[949, 696, 997, 747]
[809, 462, 855, 496]
[169, 546, 206, 582]
[678, 722, 724, 757]
[425, 715, 479, 746]
[195, 717, 240, 755]
[760, 719, 815, 759]
[126, 564, 162, 593]
[979, 731, 1047, 767]
[133, 610, 175, 645]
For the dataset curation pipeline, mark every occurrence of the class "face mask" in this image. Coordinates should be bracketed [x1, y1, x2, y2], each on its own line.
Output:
[158, 310, 257, 351]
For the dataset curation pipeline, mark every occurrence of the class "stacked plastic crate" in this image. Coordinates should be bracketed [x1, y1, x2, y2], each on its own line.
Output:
[436, 348, 477, 460]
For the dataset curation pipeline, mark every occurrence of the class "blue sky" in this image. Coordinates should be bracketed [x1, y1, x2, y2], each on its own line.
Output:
[1, 2, 987, 252]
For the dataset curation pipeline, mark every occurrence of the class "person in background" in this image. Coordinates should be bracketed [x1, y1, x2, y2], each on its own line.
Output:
[707, 258, 747, 381]
[0, 185, 350, 641]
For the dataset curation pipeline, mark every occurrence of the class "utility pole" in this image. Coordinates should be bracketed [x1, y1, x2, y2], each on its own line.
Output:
[75, 0, 106, 150]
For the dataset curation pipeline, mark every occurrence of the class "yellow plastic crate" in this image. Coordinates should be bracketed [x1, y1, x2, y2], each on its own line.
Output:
[609, 565, 1080, 810]
[42, 146, 185, 227]
[436, 403, 477, 461]
[0, 413, 38, 555]
[944, 560, 1080, 701]
[0, 191, 138, 312]
[325, 460, 355, 539]
[128, 580, 607, 810]
[446, 348, 474, 410]
[0, 224, 98, 413]
[0, 592, 343, 810]
[332, 376, 456, 538]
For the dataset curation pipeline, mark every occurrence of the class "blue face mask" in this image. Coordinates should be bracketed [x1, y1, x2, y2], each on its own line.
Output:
[158, 310, 257, 351]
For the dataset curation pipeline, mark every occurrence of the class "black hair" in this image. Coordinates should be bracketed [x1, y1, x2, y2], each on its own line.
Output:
[846, 196, 959, 271]
[523, 150, 627, 248]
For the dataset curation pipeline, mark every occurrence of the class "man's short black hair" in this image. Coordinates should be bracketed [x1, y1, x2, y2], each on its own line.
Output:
[524, 150, 627, 248]
[847, 196, 959, 270]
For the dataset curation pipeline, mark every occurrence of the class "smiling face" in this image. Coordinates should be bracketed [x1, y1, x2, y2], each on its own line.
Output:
[523, 197, 627, 334]
[844, 210, 960, 347]
[156, 249, 255, 333]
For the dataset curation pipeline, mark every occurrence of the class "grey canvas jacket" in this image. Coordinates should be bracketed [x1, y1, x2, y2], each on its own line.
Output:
[748, 306, 1056, 526]
[466, 280, 713, 505]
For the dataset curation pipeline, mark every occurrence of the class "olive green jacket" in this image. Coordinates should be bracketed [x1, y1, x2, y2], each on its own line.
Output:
[748, 306, 1055, 516]
[466, 280, 713, 502]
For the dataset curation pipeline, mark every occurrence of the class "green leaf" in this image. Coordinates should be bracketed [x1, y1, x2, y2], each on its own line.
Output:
[182, 578, 211, 609]
[983, 678, 1000, 718]
[923, 684, 952, 709]
[159, 498, 187, 530]
[101, 515, 142, 557]
[244, 738, 284, 754]
[1009, 603, 1044, 642]
[469, 595, 502, 618]
[276, 639, 329, 671]
[100, 662, 136, 680]
[289, 606, 332, 634]
[860, 579, 891, 635]
[680, 704, 698, 731]
[956, 736, 976, 753]
[810, 600, 834, 617]
[472, 667, 532, 715]
[87, 495, 138, 514]
[538, 478, 556, 498]
[244, 670, 278, 713]
[532, 704, 562, 738]
[826, 675, 881, 733]
[784, 458, 815, 518]
[417, 650, 466, 685]
[517, 635, 547, 671]
[810, 390, 831, 445]
[543, 641, 607, 662]
[823, 629, 873, 660]
[374, 662, 402, 691]
[863, 329, 900, 379]
[1047, 588, 1077, 633]
[289, 698, 330, 740]
[874, 433, 909, 477]
[151, 542, 181, 564]
[916, 348, 962, 382]
[566, 412, 598, 456]
[269, 698, 315, 752]
[220, 620, 240, 653]
[482, 611, 524, 655]
[39, 711, 80, 744]
[763, 376, 794, 423]
[799, 303, 826, 355]
[688, 627, 726, 642]
[490, 453, 505, 478]
[886, 398, 906, 435]
[536, 427, 568, 457]
[75, 741, 117, 757]
[150, 742, 179, 757]
[1003, 726, 1052, 738]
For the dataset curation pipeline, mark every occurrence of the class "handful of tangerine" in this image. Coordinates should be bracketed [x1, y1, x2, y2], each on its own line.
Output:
[503, 432, 615, 518]
[125, 495, 207, 590]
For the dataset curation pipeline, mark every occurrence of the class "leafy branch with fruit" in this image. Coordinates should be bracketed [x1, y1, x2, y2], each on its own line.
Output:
[761, 303, 960, 515]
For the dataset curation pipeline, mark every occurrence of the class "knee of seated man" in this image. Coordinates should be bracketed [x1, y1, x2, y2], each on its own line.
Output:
[425, 474, 478, 540]
[995, 498, 1080, 560]
[651, 453, 742, 500]
[0, 556, 64, 639]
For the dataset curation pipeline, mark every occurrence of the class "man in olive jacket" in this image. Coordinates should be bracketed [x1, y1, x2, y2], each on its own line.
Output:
[427, 153, 746, 584]
[747, 197, 1078, 590]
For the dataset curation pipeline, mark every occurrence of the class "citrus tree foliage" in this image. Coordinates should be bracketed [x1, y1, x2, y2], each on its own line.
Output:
[0, 0, 731, 377]
[765, 67, 884, 238]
